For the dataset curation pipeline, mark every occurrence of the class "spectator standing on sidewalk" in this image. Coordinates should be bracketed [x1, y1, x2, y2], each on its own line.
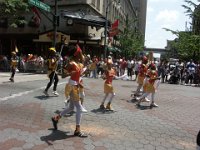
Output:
[127, 58, 133, 80]
[9, 51, 18, 82]
[43, 47, 59, 96]
[134, 60, 139, 81]
[51, 44, 87, 137]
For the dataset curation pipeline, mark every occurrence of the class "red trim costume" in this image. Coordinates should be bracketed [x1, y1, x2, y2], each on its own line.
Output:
[137, 63, 159, 108]
[134, 56, 148, 96]
[51, 44, 87, 137]
[100, 59, 116, 110]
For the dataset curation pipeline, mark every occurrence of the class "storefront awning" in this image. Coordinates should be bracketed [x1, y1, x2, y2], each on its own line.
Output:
[61, 10, 110, 27]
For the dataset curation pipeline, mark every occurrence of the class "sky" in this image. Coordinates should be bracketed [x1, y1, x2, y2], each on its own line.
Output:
[145, 0, 198, 49]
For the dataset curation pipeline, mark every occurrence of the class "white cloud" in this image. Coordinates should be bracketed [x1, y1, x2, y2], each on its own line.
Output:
[155, 10, 180, 24]
[147, 7, 154, 13]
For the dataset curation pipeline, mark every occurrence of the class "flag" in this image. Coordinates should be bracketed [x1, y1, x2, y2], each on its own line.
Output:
[109, 19, 119, 37]
[15, 45, 18, 53]
[31, 7, 41, 27]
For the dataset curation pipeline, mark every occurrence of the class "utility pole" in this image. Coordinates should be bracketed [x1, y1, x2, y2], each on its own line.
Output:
[53, 0, 58, 48]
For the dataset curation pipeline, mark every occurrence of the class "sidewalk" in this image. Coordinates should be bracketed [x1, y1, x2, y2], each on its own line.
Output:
[0, 72, 48, 84]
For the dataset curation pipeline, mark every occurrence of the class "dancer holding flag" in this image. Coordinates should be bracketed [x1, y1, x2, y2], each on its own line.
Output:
[43, 47, 59, 96]
[9, 51, 18, 82]
[51, 44, 87, 137]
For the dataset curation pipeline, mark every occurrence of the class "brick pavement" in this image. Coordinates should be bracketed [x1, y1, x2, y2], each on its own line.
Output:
[0, 73, 199, 150]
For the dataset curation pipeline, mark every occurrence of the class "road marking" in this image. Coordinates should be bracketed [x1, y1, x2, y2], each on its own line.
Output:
[0, 82, 66, 102]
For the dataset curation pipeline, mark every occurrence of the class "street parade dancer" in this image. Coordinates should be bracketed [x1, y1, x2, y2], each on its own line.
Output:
[51, 44, 87, 137]
[100, 57, 116, 111]
[132, 56, 149, 101]
[9, 51, 18, 82]
[64, 51, 87, 112]
[136, 63, 160, 108]
[43, 47, 59, 96]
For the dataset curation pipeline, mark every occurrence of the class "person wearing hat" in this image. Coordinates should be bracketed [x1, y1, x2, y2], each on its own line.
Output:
[9, 51, 18, 82]
[100, 57, 116, 110]
[43, 47, 59, 96]
[133, 56, 149, 98]
[51, 44, 88, 137]
[136, 63, 159, 108]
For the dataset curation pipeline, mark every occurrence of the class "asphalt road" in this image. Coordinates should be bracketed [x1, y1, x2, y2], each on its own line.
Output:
[0, 73, 200, 150]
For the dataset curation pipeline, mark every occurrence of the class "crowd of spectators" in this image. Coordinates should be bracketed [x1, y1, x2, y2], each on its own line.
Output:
[0, 54, 200, 86]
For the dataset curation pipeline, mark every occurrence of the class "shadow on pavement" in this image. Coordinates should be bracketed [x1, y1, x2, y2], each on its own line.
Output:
[40, 130, 72, 145]
[34, 95, 57, 100]
[54, 110, 75, 117]
[91, 108, 116, 114]
[135, 104, 151, 110]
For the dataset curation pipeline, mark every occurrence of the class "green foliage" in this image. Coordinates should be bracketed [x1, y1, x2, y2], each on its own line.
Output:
[118, 18, 144, 58]
[0, 0, 29, 27]
[164, 0, 200, 61]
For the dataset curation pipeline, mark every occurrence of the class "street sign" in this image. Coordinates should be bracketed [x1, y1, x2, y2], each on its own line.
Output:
[28, 0, 51, 12]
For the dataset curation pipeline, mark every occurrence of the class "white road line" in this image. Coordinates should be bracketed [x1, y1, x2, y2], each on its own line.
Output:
[0, 82, 66, 102]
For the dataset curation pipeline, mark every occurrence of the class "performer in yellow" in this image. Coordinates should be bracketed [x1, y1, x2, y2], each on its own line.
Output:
[133, 56, 148, 97]
[64, 50, 87, 112]
[136, 63, 159, 108]
[43, 47, 59, 96]
[100, 58, 116, 110]
[51, 44, 87, 137]
[9, 51, 18, 82]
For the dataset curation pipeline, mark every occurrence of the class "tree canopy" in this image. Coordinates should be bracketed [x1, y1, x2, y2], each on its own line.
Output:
[118, 18, 144, 58]
[164, 0, 200, 61]
[0, 0, 29, 27]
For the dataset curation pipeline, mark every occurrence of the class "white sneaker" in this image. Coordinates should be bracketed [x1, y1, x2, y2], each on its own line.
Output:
[53, 91, 59, 96]
[64, 100, 69, 107]
[81, 105, 88, 113]
[141, 97, 150, 102]
[150, 102, 158, 107]
[135, 97, 140, 101]
[43, 90, 49, 96]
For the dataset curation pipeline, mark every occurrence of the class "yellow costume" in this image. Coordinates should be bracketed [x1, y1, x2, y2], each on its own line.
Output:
[104, 68, 116, 94]
[143, 70, 158, 93]
[64, 61, 81, 101]
[137, 64, 148, 85]
[47, 58, 58, 77]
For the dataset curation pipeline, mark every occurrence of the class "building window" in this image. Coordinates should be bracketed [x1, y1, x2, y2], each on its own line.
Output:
[91, 0, 95, 6]
[97, 0, 100, 10]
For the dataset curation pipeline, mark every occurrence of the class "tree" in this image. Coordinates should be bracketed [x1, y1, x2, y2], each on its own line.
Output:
[0, 0, 29, 27]
[164, 0, 200, 61]
[118, 18, 144, 58]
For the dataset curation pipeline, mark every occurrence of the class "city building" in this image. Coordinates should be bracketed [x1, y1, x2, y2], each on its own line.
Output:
[0, 0, 147, 58]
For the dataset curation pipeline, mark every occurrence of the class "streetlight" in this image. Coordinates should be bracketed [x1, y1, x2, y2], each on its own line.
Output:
[104, 0, 120, 59]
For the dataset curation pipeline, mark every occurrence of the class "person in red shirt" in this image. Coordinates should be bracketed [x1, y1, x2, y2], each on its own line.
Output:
[100, 58, 116, 110]
[136, 63, 160, 108]
[51, 44, 87, 137]
[133, 56, 148, 97]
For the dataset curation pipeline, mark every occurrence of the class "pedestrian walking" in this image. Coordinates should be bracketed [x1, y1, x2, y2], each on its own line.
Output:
[51, 44, 87, 137]
[9, 51, 18, 82]
[43, 47, 59, 96]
